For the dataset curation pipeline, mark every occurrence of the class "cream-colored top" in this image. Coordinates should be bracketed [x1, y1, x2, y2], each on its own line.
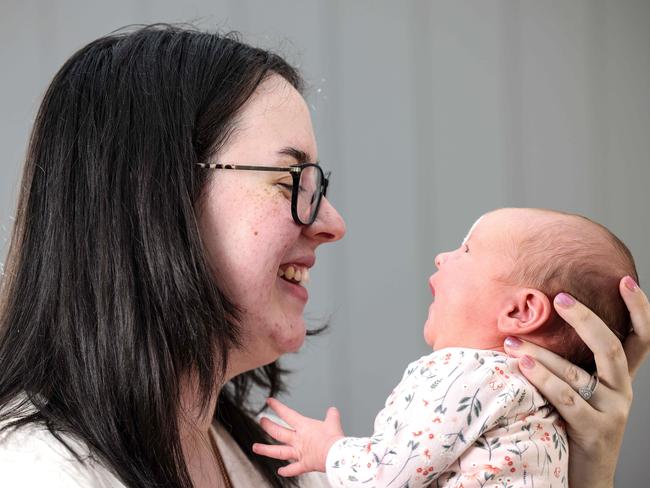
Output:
[0, 399, 329, 487]
[213, 421, 330, 487]
[0, 417, 126, 487]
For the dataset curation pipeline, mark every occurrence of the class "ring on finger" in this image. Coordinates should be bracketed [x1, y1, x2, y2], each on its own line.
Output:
[578, 373, 599, 401]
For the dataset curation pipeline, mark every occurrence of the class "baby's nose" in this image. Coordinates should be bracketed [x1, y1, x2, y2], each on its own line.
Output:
[434, 252, 449, 269]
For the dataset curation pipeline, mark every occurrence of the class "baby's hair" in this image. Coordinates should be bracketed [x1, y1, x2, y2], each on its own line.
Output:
[504, 209, 638, 373]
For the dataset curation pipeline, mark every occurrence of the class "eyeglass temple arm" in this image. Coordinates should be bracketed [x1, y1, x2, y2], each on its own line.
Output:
[195, 163, 301, 173]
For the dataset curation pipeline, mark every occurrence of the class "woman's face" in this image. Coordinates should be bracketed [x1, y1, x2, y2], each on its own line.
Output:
[198, 75, 346, 378]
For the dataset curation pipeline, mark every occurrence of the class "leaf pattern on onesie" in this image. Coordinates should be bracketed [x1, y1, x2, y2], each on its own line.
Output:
[325, 348, 568, 488]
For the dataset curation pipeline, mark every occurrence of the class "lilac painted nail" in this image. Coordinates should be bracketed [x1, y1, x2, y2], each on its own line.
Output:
[504, 336, 522, 349]
[624, 276, 639, 291]
[555, 292, 576, 308]
[520, 355, 536, 369]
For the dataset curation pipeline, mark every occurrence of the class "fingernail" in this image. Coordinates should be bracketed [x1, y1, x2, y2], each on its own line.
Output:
[520, 355, 536, 369]
[555, 293, 576, 308]
[504, 336, 523, 349]
[624, 276, 639, 292]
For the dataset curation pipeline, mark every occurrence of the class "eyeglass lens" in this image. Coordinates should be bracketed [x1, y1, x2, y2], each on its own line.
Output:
[297, 165, 322, 224]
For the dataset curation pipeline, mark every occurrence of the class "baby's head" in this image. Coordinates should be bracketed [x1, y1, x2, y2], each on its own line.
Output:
[424, 208, 637, 372]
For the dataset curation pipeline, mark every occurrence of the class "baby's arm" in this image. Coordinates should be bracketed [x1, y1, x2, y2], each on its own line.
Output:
[252, 397, 345, 477]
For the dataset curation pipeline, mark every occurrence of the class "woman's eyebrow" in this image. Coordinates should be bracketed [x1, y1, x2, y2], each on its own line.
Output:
[277, 146, 319, 164]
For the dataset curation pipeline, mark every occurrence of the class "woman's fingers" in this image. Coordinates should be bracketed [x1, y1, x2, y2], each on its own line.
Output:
[619, 277, 650, 378]
[504, 337, 613, 411]
[252, 442, 297, 461]
[553, 293, 629, 389]
[259, 416, 295, 445]
[516, 354, 603, 430]
[504, 337, 592, 390]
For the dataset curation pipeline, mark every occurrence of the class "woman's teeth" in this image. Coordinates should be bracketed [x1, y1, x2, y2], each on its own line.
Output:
[278, 265, 310, 285]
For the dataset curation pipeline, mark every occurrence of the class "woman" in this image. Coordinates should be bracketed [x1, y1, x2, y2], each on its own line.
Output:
[0, 25, 647, 488]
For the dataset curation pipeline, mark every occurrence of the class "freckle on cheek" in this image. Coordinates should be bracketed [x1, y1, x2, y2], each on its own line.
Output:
[254, 231, 259, 236]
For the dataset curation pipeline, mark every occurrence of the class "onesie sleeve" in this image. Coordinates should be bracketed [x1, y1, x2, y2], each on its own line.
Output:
[325, 350, 526, 488]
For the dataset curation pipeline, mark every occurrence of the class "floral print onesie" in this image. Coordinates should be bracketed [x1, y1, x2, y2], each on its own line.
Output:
[326, 348, 568, 488]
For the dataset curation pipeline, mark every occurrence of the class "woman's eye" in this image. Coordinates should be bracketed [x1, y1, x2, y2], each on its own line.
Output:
[277, 182, 293, 197]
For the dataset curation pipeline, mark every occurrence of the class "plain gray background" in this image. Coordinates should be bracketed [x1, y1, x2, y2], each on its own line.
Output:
[1, 0, 649, 485]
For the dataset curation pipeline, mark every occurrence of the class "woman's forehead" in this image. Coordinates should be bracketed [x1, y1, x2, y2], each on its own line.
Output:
[219, 75, 317, 164]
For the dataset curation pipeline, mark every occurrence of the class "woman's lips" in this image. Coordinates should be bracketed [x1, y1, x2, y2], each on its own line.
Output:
[277, 275, 309, 302]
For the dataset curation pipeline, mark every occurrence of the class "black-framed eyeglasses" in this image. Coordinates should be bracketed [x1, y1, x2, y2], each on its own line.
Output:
[195, 162, 330, 225]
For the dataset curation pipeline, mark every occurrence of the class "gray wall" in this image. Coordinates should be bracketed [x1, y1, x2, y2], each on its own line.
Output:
[1, 1, 649, 485]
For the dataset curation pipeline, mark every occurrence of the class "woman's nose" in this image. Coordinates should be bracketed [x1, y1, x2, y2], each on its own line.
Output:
[303, 197, 346, 243]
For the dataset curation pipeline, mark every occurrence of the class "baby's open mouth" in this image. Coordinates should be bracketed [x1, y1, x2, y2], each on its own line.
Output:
[278, 264, 310, 286]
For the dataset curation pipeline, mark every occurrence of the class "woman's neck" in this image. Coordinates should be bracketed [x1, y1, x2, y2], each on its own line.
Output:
[179, 379, 223, 487]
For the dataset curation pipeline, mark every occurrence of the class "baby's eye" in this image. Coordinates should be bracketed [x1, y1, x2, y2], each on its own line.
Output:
[463, 244, 470, 253]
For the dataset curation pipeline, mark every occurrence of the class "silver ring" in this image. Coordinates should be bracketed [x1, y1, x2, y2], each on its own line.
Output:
[578, 373, 599, 401]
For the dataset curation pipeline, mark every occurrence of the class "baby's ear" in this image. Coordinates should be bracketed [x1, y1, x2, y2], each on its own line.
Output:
[496, 288, 552, 336]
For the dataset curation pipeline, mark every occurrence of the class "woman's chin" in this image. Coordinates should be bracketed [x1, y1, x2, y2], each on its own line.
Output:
[273, 319, 307, 353]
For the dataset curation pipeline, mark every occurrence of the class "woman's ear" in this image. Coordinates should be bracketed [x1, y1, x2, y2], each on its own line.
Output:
[497, 288, 552, 336]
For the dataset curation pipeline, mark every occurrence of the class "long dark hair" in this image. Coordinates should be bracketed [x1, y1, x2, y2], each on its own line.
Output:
[0, 24, 302, 487]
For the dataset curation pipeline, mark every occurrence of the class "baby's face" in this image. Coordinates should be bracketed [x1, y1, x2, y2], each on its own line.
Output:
[424, 209, 526, 350]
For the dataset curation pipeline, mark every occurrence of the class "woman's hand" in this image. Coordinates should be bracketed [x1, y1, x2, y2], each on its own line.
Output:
[252, 398, 345, 477]
[504, 276, 650, 488]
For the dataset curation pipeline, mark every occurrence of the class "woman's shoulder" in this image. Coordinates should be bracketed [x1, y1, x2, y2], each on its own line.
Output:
[0, 398, 126, 488]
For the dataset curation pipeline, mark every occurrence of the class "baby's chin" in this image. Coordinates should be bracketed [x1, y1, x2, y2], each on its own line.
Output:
[423, 321, 437, 348]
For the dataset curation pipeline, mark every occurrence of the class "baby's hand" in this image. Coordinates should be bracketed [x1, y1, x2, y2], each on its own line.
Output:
[252, 397, 345, 477]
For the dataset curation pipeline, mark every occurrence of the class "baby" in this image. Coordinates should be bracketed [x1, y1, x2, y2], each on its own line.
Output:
[252, 208, 638, 488]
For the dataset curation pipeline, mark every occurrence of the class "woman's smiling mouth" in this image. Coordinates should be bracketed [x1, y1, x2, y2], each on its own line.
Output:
[278, 264, 310, 286]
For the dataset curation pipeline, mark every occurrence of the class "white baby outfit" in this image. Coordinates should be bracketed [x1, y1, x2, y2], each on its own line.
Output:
[326, 348, 568, 488]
